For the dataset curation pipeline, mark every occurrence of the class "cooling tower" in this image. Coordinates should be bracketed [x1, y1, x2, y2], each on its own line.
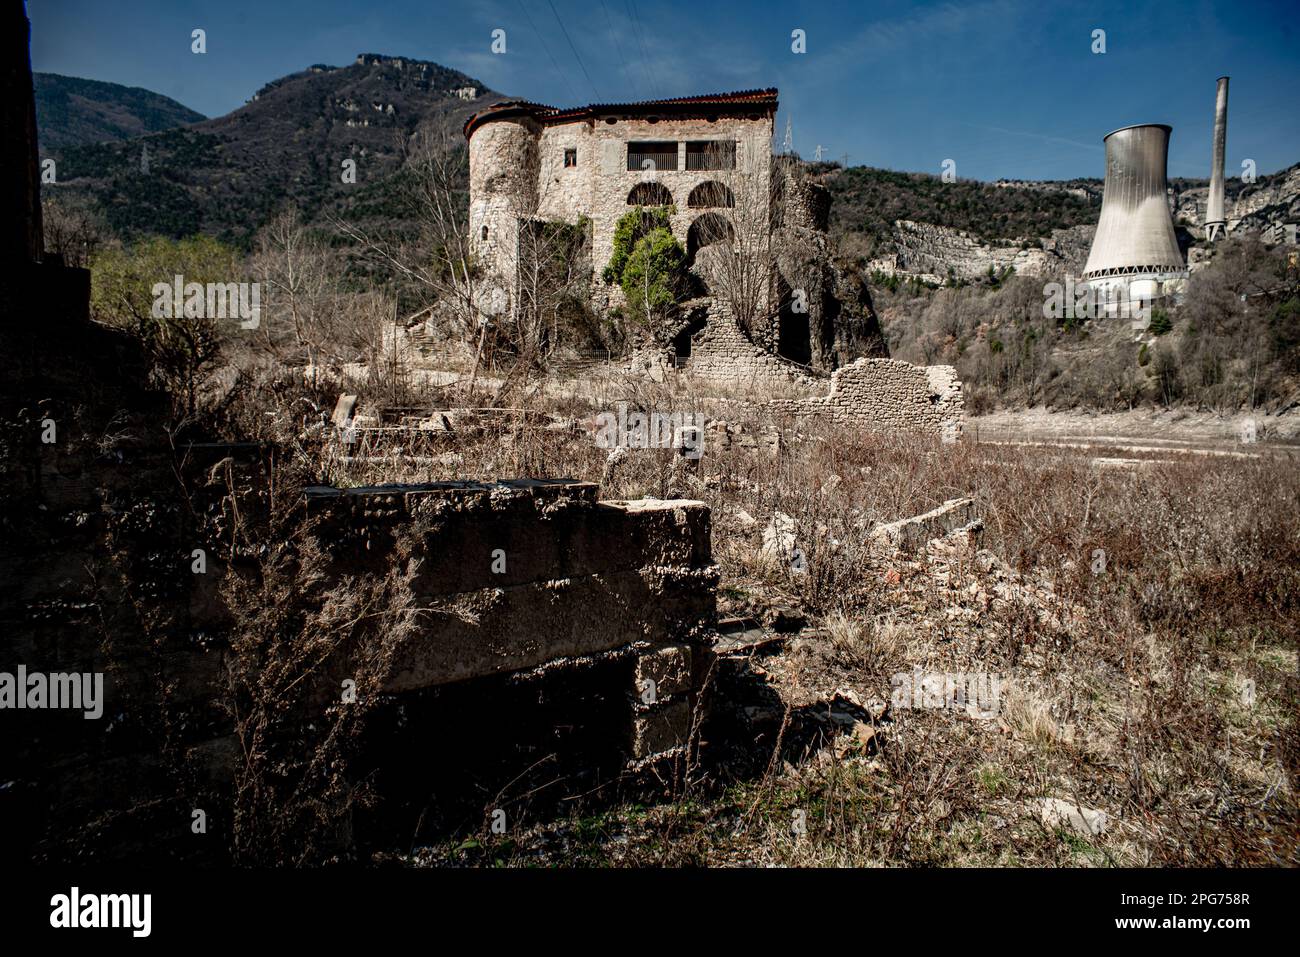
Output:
[1205, 77, 1229, 241]
[1082, 124, 1185, 302]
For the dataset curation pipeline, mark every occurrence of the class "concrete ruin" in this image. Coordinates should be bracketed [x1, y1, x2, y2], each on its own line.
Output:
[1, 9, 724, 861]
[303, 478, 717, 760]
[871, 497, 980, 551]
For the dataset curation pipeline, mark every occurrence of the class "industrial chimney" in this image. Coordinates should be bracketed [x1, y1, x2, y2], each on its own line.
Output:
[1082, 123, 1186, 305]
[1205, 76, 1229, 242]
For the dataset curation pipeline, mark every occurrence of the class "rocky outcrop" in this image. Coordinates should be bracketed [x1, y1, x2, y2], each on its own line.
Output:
[878, 220, 1093, 283]
[771, 162, 888, 372]
[1175, 163, 1300, 241]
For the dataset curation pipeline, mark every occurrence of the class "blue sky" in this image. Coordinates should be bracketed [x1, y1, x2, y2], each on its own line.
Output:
[27, 0, 1300, 181]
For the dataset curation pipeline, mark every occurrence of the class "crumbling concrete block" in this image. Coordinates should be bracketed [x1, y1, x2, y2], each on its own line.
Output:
[330, 394, 357, 427]
[760, 511, 797, 560]
[632, 699, 693, 760]
[303, 479, 719, 767]
[634, 645, 694, 701]
[870, 497, 977, 552]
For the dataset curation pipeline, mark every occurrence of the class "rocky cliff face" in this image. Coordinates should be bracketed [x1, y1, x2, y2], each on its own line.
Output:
[874, 220, 1094, 283]
[1174, 163, 1300, 240]
[771, 164, 888, 371]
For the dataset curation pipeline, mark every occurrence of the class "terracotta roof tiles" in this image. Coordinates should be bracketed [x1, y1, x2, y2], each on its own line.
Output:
[464, 88, 778, 138]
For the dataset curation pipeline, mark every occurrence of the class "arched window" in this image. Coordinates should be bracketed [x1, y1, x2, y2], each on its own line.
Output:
[481, 225, 488, 241]
[687, 181, 735, 208]
[626, 182, 674, 206]
[687, 212, 735, 261]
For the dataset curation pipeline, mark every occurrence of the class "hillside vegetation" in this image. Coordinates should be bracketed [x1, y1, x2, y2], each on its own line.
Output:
[878, 235, 1299, 413]
[35, 72, 205, 149]
[46, 55, 492, 247]
[821, 164, 1101, 252]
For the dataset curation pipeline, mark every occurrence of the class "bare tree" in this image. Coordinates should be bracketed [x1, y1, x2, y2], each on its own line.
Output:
[690, 137, 779, 341]
[329, 129, 489, 390]
[331, 129, 589, 398]
[41, 197, 105, 269]
[251, 207, 341, 375]
[509, 216, 589, 373]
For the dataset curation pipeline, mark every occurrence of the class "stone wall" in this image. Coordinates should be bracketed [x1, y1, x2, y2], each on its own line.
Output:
[680, 298, 821, 392]
[538, 117, 770, 286]
[771, 163, 888, 371]
[770, 357, 964, 439]
[468, 116, 541, 302]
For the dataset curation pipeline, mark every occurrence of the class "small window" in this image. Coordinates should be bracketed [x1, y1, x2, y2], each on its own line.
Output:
[481, 226, 488, 241]
[563, 148, 577, 168]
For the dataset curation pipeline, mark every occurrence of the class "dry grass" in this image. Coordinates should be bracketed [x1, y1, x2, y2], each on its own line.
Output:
[213, 364, 1300, 867]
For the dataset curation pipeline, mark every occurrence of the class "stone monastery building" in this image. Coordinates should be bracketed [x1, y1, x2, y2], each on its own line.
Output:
[464, 89, 778, 305]
[460, 87, 963, 442]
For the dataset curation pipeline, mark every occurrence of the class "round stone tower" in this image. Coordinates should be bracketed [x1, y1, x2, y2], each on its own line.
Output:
[467, 112, 541, 311]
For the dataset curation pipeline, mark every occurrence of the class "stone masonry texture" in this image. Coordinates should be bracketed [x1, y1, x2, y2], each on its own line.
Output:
[770, 357, 965, 439]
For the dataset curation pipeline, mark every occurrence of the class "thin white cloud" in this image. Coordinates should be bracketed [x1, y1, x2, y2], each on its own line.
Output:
[819, 0, 1030, 74]
[959, 123, 1103, 153]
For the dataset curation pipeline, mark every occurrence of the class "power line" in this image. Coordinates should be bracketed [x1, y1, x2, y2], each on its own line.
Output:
[547, 0, 601, 102]
[598, 0, 636, 98]
[516, 0, 580, 104]
[623, 0, 660, 98]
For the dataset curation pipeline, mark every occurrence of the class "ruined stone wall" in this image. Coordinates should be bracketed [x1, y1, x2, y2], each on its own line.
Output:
[770, 357, 965, 438]
[682, 298, 821, 392]
[767, 163, 889, 372]
[775, 166, 831, 232]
